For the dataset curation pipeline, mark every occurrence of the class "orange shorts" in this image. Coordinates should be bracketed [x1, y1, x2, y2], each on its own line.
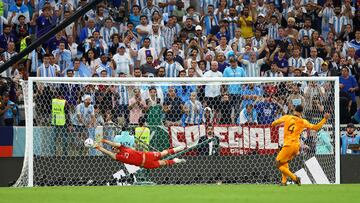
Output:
[276, 144, 300, 164]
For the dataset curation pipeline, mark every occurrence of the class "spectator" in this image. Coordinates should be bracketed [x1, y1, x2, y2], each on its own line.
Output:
[79, 18, 98, 43]
[341, 123, 360, 154]
[140, 54, 157, 75]
[136, 15, 152, 39]
[52, 42, 72, 76]
[36, 54, 56, 77]
[255, 94, 282, 124]
[137, 38, 157, 68]
[340, 66, 359, 116]
[223, 57, 246, 122]
[238, 49, 268, 77]
[8, 0, 30, 25]
[112, 43, 132, 76]
[160, 50, 184, 77]
[0, 24, 17, 53]
[72, 94, 96, 155]
[129, 5, 141, 27]
[183, 92, 203, 126]
[288, 46, 306, 76]
[145, 87, 163, 125]
[216, 52, 229, 73]
[141, 0, 162, 22]
[174, 70, 195, 102]
[238, 104, 258, 125]
[129, 88, 147, 125]
[149, 24, 166, 61]
[0, 92, 17, 126]
[1, 41, 18, 78]
[99, 18, 118, 45]
[329, 6, 347, 39]
[115, 72, 130, 127]
[163, 86, 184, 126]
[203, 61, 223, 110]
[162, 16, 178, 49]
[264, 62, 284, 77]
[287, 83, 306, 113]
[240, 83, 263, 110]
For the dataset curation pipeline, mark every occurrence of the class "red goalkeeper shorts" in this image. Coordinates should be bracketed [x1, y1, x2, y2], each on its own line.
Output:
[143, 152, 162, 169]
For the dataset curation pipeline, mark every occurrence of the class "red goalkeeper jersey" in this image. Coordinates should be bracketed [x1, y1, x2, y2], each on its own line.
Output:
[115, 145, 144, 166]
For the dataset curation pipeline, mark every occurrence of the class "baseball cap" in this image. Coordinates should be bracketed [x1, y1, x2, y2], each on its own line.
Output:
[321, 61, 328, 66]
[119, 43, 126, 48]
[195, 25, 202, 31]
[258, 13, 265, 18]
[229, 57, 236, 62]
[347, 123, 355, 128]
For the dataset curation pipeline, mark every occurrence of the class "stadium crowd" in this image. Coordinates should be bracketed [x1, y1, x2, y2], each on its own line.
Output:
[0, 0, 360, 154]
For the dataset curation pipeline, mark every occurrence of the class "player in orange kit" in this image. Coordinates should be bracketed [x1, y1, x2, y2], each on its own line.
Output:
[93, 139, 186, 169]
[271, 105, 330, 186]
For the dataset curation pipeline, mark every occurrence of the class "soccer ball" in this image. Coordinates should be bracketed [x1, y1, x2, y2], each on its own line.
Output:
[84, 138, 94, 148]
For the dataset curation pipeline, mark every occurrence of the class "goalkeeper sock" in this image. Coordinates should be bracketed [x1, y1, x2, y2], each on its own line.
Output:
[165, 160, 175, 166]
[278, 165, 296, 181]
[167, 146, 185, 155]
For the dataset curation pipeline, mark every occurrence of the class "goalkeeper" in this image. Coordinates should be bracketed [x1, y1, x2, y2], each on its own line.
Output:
[271, 105, 330, 186]
[92, 139, 186, 169]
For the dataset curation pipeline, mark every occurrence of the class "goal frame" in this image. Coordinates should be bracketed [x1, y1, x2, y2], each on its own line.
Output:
[22, 76, 340, 186]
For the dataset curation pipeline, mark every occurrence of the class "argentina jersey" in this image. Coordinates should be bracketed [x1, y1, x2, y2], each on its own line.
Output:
[330, 16, 348, 35]
[161, 61, 184, 77]
[184, 100, 203, 125]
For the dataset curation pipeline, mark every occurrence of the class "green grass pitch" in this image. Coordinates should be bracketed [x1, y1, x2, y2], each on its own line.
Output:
[1, 184, 359, 203]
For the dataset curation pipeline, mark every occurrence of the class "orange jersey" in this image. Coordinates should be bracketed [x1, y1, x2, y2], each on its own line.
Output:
[271, 115, 327, 146]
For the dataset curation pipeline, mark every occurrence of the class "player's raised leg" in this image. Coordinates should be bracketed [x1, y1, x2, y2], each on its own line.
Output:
[158, 158, 186, 167]
[160, 145, 186, 158]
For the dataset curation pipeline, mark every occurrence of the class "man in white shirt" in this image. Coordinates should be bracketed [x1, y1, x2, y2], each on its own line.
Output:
[112, 43, 133, 75]
[137, 38, 158, 68]
[136, 15, 152, 39]
[203, 61, 223, 110]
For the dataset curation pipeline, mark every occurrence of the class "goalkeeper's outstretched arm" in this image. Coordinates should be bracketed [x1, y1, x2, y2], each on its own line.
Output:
[94, 144, 117, 160]
[101, 139, 122, 148]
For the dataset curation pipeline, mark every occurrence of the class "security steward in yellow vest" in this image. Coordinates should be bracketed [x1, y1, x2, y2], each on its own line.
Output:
[134, 117, 151, 151]
[52, 98, 69, 155]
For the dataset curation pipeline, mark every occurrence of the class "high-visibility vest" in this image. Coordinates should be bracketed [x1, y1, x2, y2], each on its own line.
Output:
[0, 2, 3, 16]
[51, 99, 66, 126]
[20, 36, 29, 60]
[134, 126, 150, 151]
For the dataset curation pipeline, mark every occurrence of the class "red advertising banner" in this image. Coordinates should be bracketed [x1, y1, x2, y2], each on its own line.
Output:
[169, 125, 284, 155]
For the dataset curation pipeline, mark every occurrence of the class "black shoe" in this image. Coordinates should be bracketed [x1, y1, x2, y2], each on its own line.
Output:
[294, 176, 301, 186]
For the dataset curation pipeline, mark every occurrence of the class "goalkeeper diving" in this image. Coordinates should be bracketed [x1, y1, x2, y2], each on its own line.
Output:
[88, 138, 186, 169]
[271, 105, 330, 186]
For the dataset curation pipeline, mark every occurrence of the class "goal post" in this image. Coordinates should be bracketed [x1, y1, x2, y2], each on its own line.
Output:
[16, 77, 340, 187]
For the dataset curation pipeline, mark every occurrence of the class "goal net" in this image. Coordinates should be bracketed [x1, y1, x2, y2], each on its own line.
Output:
[15, 77, 340, 186]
